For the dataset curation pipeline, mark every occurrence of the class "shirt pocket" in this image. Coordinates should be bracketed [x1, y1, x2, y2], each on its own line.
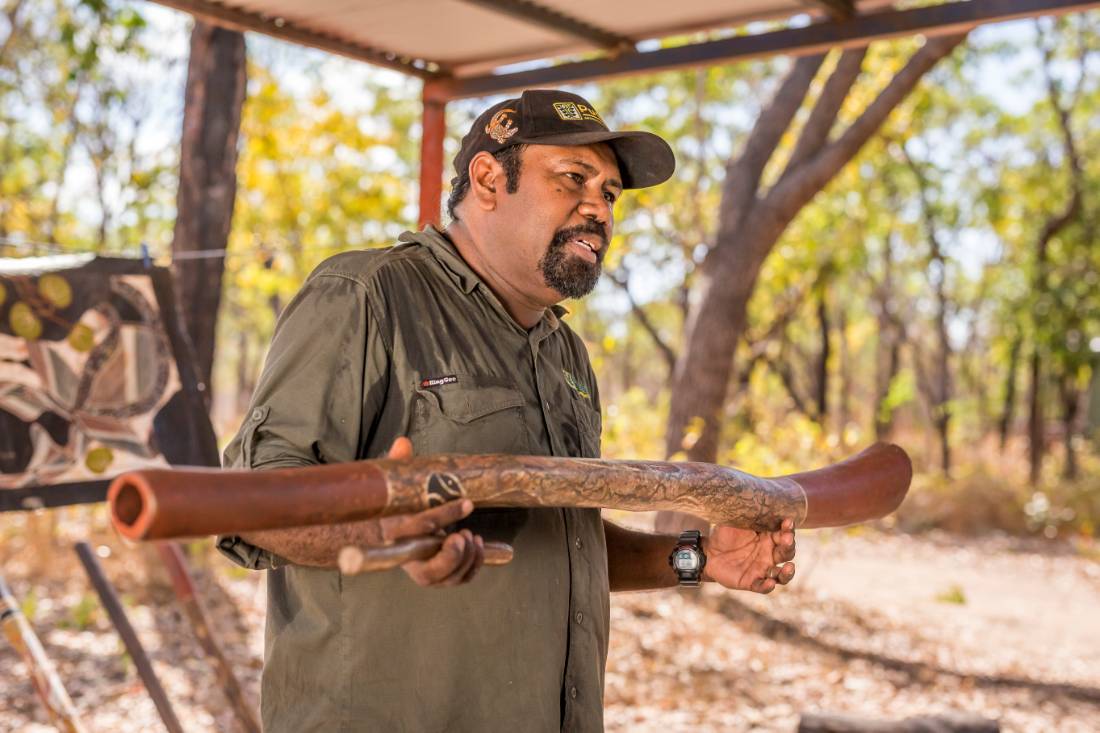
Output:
[409, 375, 531, 456]
[570, 398, 602, 458]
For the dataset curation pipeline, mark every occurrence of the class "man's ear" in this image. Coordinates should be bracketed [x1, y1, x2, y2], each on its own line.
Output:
[468, 152, 501, 210]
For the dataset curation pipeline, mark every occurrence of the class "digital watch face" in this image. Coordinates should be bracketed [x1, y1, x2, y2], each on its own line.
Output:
[674, 549, 699, 571]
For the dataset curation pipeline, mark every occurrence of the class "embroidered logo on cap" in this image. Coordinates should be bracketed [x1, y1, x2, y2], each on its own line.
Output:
[562, 369, 591, 400]
[553, 101, 605, 126]
[420, 375, 458, 388]
[486, 108, 518, 143]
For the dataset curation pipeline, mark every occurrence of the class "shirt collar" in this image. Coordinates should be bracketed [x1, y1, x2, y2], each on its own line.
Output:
[399, 225, 569, 333]
[399, 225, 480, 295]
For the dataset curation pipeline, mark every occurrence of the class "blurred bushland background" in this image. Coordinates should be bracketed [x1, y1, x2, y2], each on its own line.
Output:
[1, 1, 1099, 730]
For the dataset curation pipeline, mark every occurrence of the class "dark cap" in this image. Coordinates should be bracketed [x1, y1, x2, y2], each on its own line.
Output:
[452, 89, 675, 190]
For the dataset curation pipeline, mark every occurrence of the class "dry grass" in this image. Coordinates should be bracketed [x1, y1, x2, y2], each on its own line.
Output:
[894, 436, 1100, 539]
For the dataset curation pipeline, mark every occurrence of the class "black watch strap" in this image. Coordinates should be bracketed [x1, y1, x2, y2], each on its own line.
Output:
[671, 530, 705, 587]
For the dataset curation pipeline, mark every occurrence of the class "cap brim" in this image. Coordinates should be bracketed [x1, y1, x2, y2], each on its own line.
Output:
[514, 130, 675, 189]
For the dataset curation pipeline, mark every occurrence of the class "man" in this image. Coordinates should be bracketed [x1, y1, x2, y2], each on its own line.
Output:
[218, 89, 796, 732]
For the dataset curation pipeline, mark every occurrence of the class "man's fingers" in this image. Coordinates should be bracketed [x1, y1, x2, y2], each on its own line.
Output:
[777, 562, 795, 585]
[772, 535, 796, 564]
[459, 535, 486, 585]
[384, 499, 474, 541]
[771, 520, 796, 564]
[440, 530, 482, 586]
[750, 577, 776, 594]
[405, 531, 470, 586]
[386, 436, 414, 460]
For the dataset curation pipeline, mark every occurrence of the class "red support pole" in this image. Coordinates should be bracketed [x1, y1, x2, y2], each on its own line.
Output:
[418, 81, 447, 229]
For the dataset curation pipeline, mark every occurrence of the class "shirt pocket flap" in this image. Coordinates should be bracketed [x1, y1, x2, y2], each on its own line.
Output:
[418, 383, 525, 424]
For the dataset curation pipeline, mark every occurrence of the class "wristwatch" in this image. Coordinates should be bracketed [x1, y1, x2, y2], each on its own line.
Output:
[668, 530, 706, 587]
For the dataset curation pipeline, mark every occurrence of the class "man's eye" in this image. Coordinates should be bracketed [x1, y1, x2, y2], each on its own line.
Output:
[566, 172, 584, 185]
[604, 192, 617, 204]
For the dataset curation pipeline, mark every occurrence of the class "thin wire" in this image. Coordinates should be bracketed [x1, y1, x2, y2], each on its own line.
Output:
[0, 236, 72, 254]
[0, 234, 389, 262]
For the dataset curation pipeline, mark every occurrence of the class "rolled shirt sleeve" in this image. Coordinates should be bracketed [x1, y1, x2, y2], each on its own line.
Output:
[217, 269, 390, 569]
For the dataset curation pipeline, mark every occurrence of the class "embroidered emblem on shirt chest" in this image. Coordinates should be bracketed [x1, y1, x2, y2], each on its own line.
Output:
[562, 369, 591, 400]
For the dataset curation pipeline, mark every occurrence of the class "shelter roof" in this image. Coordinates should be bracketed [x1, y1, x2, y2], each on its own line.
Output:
[155, 0, 876, 75]
[150, 0, 1100, 98]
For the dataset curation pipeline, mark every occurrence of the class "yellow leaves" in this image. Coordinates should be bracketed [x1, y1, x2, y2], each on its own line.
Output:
[601, 388, 669, 460]
[680, 416, 705, 452]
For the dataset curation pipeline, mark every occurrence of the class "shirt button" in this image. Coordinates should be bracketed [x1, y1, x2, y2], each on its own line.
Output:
[575, 611, 584, 624]
[251, 408, 264, 421]
[544, 400, 551, 411]
[570, 686, 578, 699]
[575, 537, 583, 550]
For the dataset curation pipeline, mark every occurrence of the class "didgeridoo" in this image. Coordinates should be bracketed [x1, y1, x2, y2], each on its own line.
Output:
[109, 443, 911, 573]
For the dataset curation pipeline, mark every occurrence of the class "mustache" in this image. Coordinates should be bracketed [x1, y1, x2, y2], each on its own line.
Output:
[550, 222, 608, 250]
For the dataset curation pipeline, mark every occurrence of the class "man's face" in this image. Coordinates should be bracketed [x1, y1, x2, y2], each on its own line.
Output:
[487, 143, 622, 302]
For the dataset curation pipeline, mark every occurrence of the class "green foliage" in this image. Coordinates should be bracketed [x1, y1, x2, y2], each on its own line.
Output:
[0, 0, 179, 251]
[213, 61, 420, 425]
[5, 2, 1100, 539]
[60, 592, 101, 630]
[935, 585, 967, 605]
[19, 586, 38, 622]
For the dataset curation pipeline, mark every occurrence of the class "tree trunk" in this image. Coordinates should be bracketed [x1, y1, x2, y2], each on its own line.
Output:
[656, 36, 964, 534]
[814, 280, 830, 426]
[664, 36, 965, 465]
[1061, 374, 1080, 480]
[998, 336, 1021, 450]
[874, 231, 902, 441]
[171, 22, 246, 404]
[837, 303, 851, 441]
[900, 142, 952, 475]
[1026, 23, 1085, 484]
[1027, 346, 1043, 483]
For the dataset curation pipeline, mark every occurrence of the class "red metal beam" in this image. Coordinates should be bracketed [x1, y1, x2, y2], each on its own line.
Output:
[434, 0, 1100, 99]
[418, 82, 448, 228]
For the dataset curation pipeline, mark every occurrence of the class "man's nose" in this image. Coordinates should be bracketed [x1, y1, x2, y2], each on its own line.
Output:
[577, 191, 610, 232]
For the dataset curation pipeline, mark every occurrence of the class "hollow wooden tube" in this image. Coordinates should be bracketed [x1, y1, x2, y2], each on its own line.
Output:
[109, 442, 912, 542]
[338, 538, 515, 575]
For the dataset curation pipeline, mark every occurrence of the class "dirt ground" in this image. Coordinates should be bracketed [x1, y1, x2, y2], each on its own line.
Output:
[1, 525, 1098, 732]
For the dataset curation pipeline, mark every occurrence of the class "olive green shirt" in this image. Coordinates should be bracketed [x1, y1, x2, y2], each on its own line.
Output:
[218, 227, 609, 732]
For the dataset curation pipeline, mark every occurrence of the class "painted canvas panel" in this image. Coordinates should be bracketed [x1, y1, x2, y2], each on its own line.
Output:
[0, 256, 216, 509]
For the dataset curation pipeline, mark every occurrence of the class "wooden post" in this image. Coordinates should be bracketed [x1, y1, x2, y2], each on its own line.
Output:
[0, 571, 86, 733]
[73, 542, 184, 733]
[418, 81, 448, 228]
[155, 542, 261, 733]
[171, 22, 247, 401]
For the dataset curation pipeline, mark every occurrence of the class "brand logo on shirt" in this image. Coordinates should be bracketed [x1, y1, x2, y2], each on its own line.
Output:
[420, 375, 458, 388]
[562, 369, 591, 400]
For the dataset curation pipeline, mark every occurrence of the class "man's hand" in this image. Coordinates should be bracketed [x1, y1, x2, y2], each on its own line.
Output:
[703, 518, 796, 594]
[378, 437, 485, 587]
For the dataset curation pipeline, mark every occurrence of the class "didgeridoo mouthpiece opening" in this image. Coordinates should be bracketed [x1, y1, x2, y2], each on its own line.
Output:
[108, 474, 156, 541]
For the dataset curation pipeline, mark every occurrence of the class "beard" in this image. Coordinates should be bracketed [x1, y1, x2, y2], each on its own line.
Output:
[538, 222, 607, 299]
